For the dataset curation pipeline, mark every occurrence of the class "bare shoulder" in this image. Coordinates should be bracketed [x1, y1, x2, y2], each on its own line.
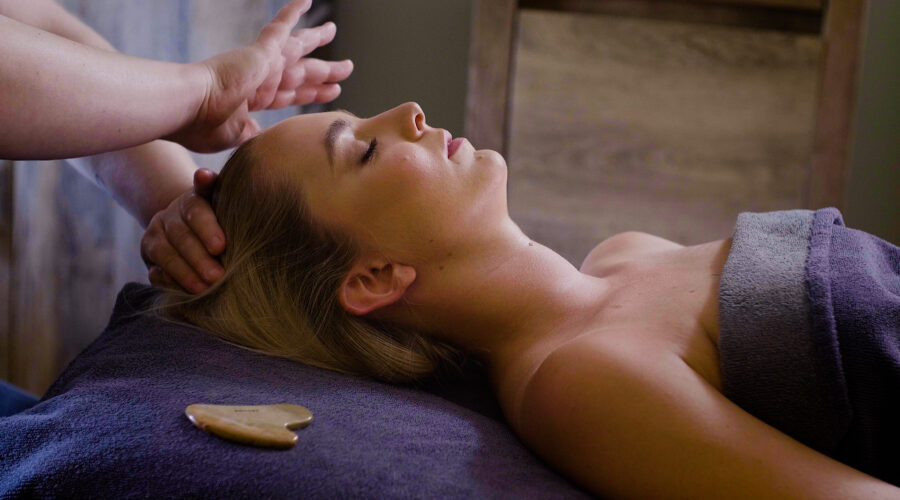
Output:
[580, 231, 683, 275]
[514, 335, 674, 495]
[516, 335, 899, 499]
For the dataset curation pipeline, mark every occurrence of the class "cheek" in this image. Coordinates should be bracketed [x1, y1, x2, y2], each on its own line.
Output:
[349, 147, 437, 216]
[387, 145, 434, 176]
[374, 147, 440, 197]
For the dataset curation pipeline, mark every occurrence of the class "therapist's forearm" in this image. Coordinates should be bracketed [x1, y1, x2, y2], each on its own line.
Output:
[0, 1, 199, 225]
[0, 14, 209, 161]
[0, 0, 115, 52]
[68, 142, 195, 227]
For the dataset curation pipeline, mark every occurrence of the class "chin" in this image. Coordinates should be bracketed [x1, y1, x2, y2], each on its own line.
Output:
[472, 148, 507, 182]
[476, 149, 506, 168]
[476, 151, 509, 212]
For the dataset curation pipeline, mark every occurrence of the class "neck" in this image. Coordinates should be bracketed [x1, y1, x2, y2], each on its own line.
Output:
[397, 219, 608, 387]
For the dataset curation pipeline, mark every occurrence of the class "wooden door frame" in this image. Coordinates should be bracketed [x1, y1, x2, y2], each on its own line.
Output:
[464, 0, 866, 210]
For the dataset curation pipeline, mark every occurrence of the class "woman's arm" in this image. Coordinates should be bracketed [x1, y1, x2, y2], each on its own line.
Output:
[0, 0, 224, 290]
[519, 337, 900, 499]
[0, 13, 207, 159]
[0, 0, 351, 159]
[0, 0, 117, 51]
[1, 0, 352, 292]
[0, 0, 200, 225]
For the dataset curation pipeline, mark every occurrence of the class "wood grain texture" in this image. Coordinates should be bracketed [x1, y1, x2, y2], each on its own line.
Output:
[507, 10, 821, 265]
[806, 0, 866, 210]
[522, 0, 822, 11]
[4, 0, 327, 396]
[465, 0, 518, 155]
[519, 0, 823, 33]
[692, 0, 822, 9]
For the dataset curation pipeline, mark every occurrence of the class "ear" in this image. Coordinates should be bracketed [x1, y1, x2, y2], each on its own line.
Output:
[338, 255, 417, 316]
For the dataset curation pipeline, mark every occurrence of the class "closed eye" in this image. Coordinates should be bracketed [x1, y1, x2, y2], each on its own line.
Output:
[361, 138, 377, 165]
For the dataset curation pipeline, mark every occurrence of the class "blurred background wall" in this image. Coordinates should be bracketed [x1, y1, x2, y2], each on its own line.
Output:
[845, 0, 900, 244]
[329, 0, 472, 137]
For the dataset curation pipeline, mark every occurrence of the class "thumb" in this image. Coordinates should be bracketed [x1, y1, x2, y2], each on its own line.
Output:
[237, 117, 262, 144]
[193, 168, 218, 198]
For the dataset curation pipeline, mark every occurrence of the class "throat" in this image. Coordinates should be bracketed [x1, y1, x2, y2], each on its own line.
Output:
[402, 232, 610, 421]
[439, 244, 609, 362]
[475, 274, 609, 428]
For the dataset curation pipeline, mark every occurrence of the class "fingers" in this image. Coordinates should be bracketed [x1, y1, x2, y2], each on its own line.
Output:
[285, 22, 337, 61]
[193, 168, 218, 198]
[141, 185, 228, 295]
[181, 188, 226, 257]
[148, 266, 181, 291]
[264, 57, 350, 108]
[141, 217, 209, 294]
[269, 83, 342, 108]
[257, 0, 312, 47]
[298, 83, 343, 105]
[169, 219, 223, 284]
[279, 58, 353, 91]
[327, 58, 354, 83]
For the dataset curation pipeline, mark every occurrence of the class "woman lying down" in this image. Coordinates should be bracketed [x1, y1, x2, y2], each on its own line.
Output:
[155, 102, 900, 498]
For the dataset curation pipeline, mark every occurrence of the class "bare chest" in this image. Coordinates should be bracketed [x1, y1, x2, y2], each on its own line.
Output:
[583, 239, 732, 390]
[494, 236, 732, 427]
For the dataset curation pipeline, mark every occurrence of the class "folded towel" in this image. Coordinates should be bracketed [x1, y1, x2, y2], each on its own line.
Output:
[719, 208, 900, 484]
[0, 284, 589, 499]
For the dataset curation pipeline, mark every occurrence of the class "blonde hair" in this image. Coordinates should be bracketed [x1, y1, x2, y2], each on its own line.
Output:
[154, 137, 463, 383]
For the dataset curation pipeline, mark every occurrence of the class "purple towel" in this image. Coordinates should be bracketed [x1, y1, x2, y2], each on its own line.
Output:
[0, 284, 589, 499]
[719, 208, 900, 484]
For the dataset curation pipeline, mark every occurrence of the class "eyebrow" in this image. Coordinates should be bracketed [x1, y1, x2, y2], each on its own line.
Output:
[323, 110, 358, 172]
[324, 119, 349, 171]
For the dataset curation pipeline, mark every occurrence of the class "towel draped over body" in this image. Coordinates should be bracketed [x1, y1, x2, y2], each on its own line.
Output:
[719, 208, 900, 484]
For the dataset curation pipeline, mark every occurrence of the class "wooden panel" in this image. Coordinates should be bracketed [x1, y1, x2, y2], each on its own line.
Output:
[519, 0, 823, 33]
[521, 0, 822, 11]
[0, 160, 11, 383]
[507, 10, 821, 264]
[806, 0, 866, 209]
[465, 0, 518, 156]
[692, 0, 822, 9]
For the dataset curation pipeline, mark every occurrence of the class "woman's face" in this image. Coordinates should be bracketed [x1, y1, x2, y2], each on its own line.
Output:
[256, 102, 508, 261]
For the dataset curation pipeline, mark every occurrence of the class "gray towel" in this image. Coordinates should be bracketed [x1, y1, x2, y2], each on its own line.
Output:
[719, 208, 900, 483]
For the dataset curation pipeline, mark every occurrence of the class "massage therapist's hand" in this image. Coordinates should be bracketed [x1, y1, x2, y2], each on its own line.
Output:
[166, 0, 353, 152]
[141, 169, 225, 294]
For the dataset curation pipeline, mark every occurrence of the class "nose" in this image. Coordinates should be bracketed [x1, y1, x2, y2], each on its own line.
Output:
[395, 102, 425, 140]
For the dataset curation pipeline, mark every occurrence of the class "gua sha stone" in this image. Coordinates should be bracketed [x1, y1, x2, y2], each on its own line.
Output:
[185, 403, 313, 449]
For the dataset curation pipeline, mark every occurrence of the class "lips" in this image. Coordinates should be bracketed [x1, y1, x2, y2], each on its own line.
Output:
[448, 137, 465, 158]
[442, 130, 452, 157]
[442, 129, 466, 158]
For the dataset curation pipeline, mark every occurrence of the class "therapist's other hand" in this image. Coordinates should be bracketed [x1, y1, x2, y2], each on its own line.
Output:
[141, 169, 225, 293]
[169, 0, 353, 152]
